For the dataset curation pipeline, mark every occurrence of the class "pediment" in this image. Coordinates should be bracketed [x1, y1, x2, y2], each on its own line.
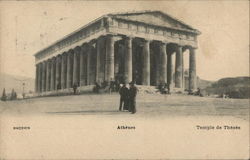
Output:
[109, 11, 200, 34]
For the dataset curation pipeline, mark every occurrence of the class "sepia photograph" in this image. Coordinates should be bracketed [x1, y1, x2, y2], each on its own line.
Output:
[0, 0, 249, 159]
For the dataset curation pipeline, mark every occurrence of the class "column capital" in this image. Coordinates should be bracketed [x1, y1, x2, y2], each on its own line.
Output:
[106, 34, 115, 38]
[73, 46, 81, 53]
[189, 46, 197, 51]
[96, 36, 106, 43]
[159, 42, 167, 48]
[81, 43, 89, 51]
[43, 61, 47, 65]
[62, 51, 67, 56]
[68, 49, 74, 54]
[83, 42, 95, 50]
[123, 35, 134, 40]
[142, 38, 151, 43]
[154, 40, 168, 46]
[177, 44, 185, 48]
[106, 34, 118, 43]
[48, 58, 52, 63]
[51, 56, 56, 61]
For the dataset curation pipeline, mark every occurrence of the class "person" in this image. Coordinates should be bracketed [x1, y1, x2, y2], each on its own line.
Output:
[57, 83, 61, 90]
[128, 82, 138, 114]
[119, 83, 129, 111]
[93, 81, 101, 93]
[166, 83, 171, 94]
[73, 83, 78, 95]
[196, 88, 201, 96]
[109, 79, 115, 93]
[115, 79, 120, 92]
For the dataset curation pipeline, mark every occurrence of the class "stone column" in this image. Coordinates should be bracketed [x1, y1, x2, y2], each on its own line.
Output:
[114, 45, 120, 77]
[61, 53, 67, 89]
[80, 45, 87, 86]
[124, 37, 133, 84]
[35, 64, 39, 93]
[73, 48, 80, 86]
[55, 55, 61, 90]
[155, 50, 161, 85]
[96, 38, 102, 83]
[37, 63, 41, 93]
[36, 64, 40, 93]
[38, 64, 42, 93]
[189, 47, 197, 92]
[142, 40, 150, 85]
[167, 52, 173, 87]
[182, 50, 185, 88]
[175, 45, 183, 88]
[39, 63, 43, 92]
[159, 42, 167, 84]
[67, 51, 73, 88]
[46, 60, 51, 91]
[86, 45, 92, 85]
[105, 35, 115, 82]
[50, 57, 55, 91]
[42, 61, 46, 92]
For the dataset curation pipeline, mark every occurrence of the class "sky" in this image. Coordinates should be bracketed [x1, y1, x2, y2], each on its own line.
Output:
[0, 0, 249, 81]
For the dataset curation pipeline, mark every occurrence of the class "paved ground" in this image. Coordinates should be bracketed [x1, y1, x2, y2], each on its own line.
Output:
[0, 93, 249, 120]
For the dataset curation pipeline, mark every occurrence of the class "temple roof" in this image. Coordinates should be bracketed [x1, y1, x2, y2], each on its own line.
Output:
[107, 10, 201, 34]
[35, 10, 200, 57]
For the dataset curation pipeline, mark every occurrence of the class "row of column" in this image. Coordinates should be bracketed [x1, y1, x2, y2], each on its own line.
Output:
[117, 37, 196, 91]
[36, 46, 89, 93]
[35, 35, 197, 93]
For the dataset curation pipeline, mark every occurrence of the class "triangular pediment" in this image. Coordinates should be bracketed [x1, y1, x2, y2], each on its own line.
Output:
[108, 11, 200, 34]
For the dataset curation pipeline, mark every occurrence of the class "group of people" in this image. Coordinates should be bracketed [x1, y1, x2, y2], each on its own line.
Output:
[118, 82, 138, 114]
[93, 79, 121, 93]
[157, 83, 170, 94]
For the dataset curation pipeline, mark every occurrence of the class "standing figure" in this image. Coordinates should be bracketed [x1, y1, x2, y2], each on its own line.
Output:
[119, 84, 129, 111]
[57, 83, 61, 90]
[93, 81, 101, 93]
[73, 83, 78, 95]
[166, 83, 171, 94]
[128, 82, 138, 114]
[109, 79, 115, 93]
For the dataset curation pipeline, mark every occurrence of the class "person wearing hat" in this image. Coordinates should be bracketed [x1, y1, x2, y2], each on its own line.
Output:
[128, 81, 138, 114]
[118, 83, 129, 111]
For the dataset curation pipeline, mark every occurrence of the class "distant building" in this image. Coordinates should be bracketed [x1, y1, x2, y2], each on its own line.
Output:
[34, 11, 200, 94]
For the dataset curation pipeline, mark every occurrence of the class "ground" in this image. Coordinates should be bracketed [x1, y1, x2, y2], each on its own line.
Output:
[0, 93, 249, 159]
[0, 93, 249, 120]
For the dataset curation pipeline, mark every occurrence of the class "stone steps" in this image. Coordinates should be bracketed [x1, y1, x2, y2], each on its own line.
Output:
[33, 85, 186, 98]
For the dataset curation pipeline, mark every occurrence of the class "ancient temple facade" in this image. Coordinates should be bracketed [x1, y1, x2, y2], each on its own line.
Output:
[34, 11, 200, 94]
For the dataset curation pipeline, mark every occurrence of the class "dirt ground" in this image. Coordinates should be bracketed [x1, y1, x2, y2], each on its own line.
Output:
[0, 93, 249, 120]
[0, 93, 249, 159]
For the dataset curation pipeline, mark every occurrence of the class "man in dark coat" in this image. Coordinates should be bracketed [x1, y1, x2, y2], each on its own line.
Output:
[119, 84, 129, 111]
[128, 82, 138, 114]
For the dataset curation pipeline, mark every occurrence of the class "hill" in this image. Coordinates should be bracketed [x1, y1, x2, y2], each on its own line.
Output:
[197, 77, 214, 89]
[0, 73, 35, 95]
[205, 77, 250, 99]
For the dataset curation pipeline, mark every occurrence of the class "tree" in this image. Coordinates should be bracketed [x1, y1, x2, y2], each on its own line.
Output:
[1, 88, 7, 101]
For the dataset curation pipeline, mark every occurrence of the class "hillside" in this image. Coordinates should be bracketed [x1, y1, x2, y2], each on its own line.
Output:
[205, 77, 250, 98]
[0, 73, 35, 94]
[197, 77, 214, 89]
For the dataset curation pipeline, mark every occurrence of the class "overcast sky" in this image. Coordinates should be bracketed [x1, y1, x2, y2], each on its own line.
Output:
[0, 1, 249, 81]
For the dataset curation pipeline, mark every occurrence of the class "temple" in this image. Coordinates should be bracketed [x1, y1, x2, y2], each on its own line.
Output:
[34, 10, 201, 94]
